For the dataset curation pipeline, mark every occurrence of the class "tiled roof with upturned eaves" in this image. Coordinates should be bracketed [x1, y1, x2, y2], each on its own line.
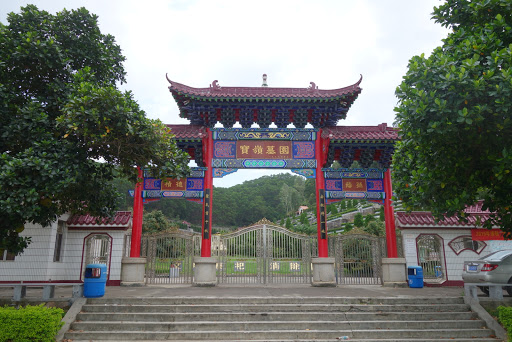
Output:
[167, 77, 362, 101]
[323, 123, 399, 142]
[167, 124, 206, 140]
[396, 202, 492, 228]
[67, 211, 132, 228]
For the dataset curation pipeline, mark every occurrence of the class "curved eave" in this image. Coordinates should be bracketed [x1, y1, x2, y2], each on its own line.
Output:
[323, 124, 400, 142]
[395, 211, 492, 228]
[168, 76, 362, 102]
[167, 124, 206, 140]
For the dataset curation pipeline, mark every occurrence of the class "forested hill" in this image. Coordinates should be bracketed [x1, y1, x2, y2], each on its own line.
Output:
[117, 173, 314, 228]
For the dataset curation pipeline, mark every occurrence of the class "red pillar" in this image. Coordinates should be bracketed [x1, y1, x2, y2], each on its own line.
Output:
[130, 167, 144, 257]
[201, 128, 213, 257]
[384, 168, 398, 258]
[315, 129, 328, 257]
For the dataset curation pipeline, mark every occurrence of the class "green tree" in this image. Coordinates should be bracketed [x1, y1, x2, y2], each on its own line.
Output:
[299, 211, 309, 225]
[112, 177, 135, 211]
[0, 5, 190, 254]
[364, 221, 385, 237]
[143, 210, 170, 233]
[379, 206, 385, 221]
[344, 223, 353, 233]
[285, 217, 292, 230]
[293, 224, 315, 235]
[393, 0, 512, 233]
[279, 183, 294, 214]
[330, 203, 338, 215]
[364, 214, 375, 226]
[340, 200, 346, 211]
[353, 212, 364, 228]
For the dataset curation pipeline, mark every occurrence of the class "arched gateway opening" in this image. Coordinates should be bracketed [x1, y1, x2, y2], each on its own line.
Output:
[126, 76, 400, 286]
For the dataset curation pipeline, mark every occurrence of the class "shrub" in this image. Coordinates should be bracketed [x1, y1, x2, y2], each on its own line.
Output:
[0, 304, 64, 342]
[498, 306, 512, 339]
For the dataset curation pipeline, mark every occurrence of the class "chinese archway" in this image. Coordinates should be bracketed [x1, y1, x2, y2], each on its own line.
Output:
[130, 75, 399, 263]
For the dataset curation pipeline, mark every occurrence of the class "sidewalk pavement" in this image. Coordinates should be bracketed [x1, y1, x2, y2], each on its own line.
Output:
[103, 283, 465, 298]
[0, 283, 466, 302]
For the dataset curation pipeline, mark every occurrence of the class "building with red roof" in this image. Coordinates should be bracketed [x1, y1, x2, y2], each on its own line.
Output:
[0, 212, 132, 286]
[395, 201, 510, 286]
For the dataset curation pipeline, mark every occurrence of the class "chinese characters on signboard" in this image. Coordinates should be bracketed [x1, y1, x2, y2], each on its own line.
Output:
[471, 229, 505, 241]
[319, 189, 327, 239]
[213, 140, 315, 160]
[234, 261, 245, 272]
[237, 141, 292, 159]
[143, 177, 204, 191]
[203, 189, 211, 240]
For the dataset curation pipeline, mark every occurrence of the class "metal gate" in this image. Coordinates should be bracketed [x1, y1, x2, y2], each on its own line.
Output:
[216, 220, 312, 284]
[335, 230, 382, 285]
[143, 231, 195, 284]
[82, 233, 112, 280]
[137, 225, 397, 285]
[417, 234, 446, 284]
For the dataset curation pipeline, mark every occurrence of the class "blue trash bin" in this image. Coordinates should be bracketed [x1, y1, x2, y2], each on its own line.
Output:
[407, 266, 424, 288]
[83, 263, 107, 298]
[435, 265, 443, 278]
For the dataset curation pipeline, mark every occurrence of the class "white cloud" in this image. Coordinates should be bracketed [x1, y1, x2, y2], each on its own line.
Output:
[0, 0, 450, 186]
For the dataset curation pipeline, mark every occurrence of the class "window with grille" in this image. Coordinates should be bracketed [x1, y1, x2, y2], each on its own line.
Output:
[0, 249, 15, 261]
[448, 235, 486, 255]
[53, 221, 65, 262]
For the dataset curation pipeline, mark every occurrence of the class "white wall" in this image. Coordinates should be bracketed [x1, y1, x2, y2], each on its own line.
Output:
[0, 219, 63, 281]
[63, 230, 126, 282]
[0, 215, 127, 283]
[401, 229, 495, 283]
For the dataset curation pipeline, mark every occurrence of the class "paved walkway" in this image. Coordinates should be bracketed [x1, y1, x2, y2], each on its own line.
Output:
[103, 284, 465, 298]
[0, 283, 465, 301]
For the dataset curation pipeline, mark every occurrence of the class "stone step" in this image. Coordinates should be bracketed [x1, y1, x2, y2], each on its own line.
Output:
[64, 296, 500, 341]
[81, 303, 470, 313]
[87, 296, 465, 305]
[64, 328, 496, 340]
[70, 319, 485, 332]
[67, 340, 501, 342]
[76, 311, 478, 322]
[69, 340, 501, 342]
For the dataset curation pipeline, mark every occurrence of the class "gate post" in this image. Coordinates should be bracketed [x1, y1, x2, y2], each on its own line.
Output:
[312, 129, 335, 287]
[315, 130, 328, 257]
[383, 168, 397, 257]
[130, 166, 144, 258]
[201, 128, 213, 257]
[382, 168, 407, 286]
[122, 166, 146, 286]
[194, 127, 217, 286]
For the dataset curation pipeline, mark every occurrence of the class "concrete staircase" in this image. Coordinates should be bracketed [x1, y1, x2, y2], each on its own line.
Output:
[65, 296, 501, 341]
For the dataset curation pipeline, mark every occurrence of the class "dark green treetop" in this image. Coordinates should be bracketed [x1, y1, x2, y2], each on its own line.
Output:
[393, 0, 512, 233]
[0, 5, 189, 253]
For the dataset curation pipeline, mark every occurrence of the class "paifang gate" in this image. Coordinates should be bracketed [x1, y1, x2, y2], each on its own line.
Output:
[128, 75, 400, 286]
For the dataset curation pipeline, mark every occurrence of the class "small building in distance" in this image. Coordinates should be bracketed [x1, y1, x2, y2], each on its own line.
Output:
[297, 206, 309, 216]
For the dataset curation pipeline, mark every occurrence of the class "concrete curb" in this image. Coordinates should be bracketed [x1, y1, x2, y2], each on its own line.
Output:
[465, 297, 508, 342]
[55, 297, 86, 342]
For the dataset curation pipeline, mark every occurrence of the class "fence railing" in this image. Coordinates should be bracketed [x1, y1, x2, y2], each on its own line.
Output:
[123, 231, 407, 285]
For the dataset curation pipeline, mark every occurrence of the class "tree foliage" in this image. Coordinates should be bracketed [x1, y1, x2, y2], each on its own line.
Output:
[0, 5, 189, 253]
[393, 0, 512, 232]
[143, 210, 170, 233]
[353, 213, 364, 228]
[364, 221, 385, 237]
